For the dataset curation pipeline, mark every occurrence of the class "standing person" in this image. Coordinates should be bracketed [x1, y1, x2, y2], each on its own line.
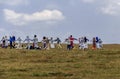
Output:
[49, 37, 55, 48]
[42, 36, 47, 49]
[24, 36, 31, 49]
[4, 36, 9, 48]
[83, 36, 89, 50]
[9, 36, 14, 49]
[54, 37, 62, 48]
[98, 38, 103, 49]
[46, 37, 50, 50]
[32, 35, 39, 49]
[1, 36, 5, 48]
[79, 37, 85, 50]
[16, 37, 23, 49]
[65, 38, 71, 50]
[92, 37, 96, 50]
[96, 37, 99, 49]
[12, 36, 16, 48]
[69, 35, 77, 49]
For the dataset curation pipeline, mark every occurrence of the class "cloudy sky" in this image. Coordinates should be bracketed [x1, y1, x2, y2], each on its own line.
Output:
[0, 0, 120, 43]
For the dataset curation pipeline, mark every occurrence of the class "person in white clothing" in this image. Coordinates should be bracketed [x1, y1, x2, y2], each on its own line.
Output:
[98, 38, 103, 49]
[1, 37, 5, 48]
[79, 37, 85, 50]
[49, 37, 55, 48]
[16, 37, 23, 49]
[24, 36, 31, 49]
[32, 35, 39, 49]
[4, 36, 9, 48]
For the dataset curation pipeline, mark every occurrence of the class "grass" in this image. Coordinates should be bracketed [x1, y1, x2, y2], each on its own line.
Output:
[0, 44, 119, 79]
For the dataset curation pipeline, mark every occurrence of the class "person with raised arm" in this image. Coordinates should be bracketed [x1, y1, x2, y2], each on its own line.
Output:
[24, 36, 32, 49]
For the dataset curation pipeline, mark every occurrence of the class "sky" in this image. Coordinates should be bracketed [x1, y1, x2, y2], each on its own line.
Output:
[0, 0, 120, 44]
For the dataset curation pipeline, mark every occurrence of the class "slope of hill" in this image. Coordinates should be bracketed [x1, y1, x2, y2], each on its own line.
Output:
[0, 44, 119, 79]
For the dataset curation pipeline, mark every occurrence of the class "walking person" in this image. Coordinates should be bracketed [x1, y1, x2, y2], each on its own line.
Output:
[54, 37, 62, 48]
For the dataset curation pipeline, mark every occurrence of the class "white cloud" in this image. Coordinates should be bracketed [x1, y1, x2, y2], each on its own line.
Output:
[0, 0, 29, 6]
[3, 9, 65, 26]
[100, 0, 120, 16]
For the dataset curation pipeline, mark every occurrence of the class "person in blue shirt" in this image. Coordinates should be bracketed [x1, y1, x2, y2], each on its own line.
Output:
[9, 36, 14, 49]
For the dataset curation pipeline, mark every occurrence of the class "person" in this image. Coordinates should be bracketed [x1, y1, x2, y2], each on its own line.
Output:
[32, 35, 39, 49]
[42, 36, 47, 49]
[46, 37, 50, 50]
[24, 36, 32, 49]
[16, 37, 23, 49]
[65, 38, 71, 50]
[12, 36, 16, 47]
[83, 36, 89, 50]
[92, 37, 96, 50]
[96, 37, 99, 49]
[49, 37, 55, 48]
[1, 36, 5, 48]
[9, 36, 14, 49]
[78, 37, 85, 50]
[54, 37, 62, 48]
[4, 36, 9, 48]
[98, 38, 103, 49]
[69, 35, 77, 49]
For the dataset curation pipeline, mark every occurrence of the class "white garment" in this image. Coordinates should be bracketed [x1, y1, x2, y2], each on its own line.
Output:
[5, 38, 8, 47]
[50, 38, 55, 48]
[33, 37, 39, 48]
[17, 37, 22, 49]
[24, 36, 31, 49]
[50, 43, 55, 48]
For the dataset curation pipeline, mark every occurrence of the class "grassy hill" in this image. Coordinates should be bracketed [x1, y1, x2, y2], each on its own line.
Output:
[0, 44, 120, 79]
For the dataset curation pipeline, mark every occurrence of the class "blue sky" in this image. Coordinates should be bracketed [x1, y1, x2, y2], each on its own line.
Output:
[0, 0, 120, 43]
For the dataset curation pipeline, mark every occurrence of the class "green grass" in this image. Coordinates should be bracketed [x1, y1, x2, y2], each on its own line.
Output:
[0, 44, 119, 79]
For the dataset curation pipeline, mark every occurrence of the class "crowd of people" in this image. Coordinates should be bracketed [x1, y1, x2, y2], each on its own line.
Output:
[0, 35, 103, 50]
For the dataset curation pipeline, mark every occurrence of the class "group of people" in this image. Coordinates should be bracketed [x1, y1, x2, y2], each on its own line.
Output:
[65, 35, 103, 50]
[0, 35, 103, 50]
[0, 35, 62, 50]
